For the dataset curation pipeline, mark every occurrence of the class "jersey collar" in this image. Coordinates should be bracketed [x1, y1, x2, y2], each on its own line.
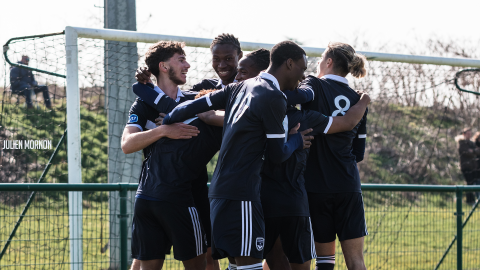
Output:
[259, 72, 286, 98]
[153, 85, 184, 102]
[216, 78, 238, 88]
[321, 74, 349, 85]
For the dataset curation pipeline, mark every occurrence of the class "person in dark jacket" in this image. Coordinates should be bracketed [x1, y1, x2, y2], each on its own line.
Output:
[9, 55, 52, 109]
[456, 128, 480, 204]
[471, 131, 480, 200]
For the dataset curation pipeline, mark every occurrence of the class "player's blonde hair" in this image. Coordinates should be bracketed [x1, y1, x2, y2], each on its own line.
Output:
[325, 42, 367, 78]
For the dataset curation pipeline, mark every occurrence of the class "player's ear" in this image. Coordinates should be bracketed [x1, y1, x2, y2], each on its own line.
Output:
[286, 58, 294, 70]
[159, 62, 169, 73]
[238, 51, 243, 60]
[326, 58, 333, 68]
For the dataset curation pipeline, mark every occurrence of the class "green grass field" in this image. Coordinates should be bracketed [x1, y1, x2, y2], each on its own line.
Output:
[1, 192, 479, 270]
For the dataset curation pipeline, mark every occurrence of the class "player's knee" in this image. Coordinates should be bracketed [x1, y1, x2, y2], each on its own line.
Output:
[344, 257, 365, 270]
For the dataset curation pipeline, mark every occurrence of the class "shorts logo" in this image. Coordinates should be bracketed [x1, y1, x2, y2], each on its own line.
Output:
[256, 237, 264, 251]
[129, 114, 138, 123]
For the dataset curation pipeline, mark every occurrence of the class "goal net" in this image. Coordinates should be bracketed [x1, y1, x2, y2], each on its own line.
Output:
[1, 26, 480, 269]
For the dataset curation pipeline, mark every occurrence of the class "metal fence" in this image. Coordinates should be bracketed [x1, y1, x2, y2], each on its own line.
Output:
[0, 183, 479, 270]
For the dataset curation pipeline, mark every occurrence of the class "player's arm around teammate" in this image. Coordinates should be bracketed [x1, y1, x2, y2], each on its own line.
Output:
[300, 42, 369, 270]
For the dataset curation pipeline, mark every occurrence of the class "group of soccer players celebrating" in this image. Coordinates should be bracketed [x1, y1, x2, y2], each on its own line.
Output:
[121, 33, 370, 270]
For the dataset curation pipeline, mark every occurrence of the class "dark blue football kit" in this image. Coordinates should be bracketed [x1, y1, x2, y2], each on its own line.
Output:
[261, 106, 333, 263]
[162, 72, 304, 259]
[129, 83, 220, 260]
[298, 74, 368, 243]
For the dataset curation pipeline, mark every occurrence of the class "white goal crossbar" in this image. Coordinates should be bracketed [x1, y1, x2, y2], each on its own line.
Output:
[64, 26, 480, 270]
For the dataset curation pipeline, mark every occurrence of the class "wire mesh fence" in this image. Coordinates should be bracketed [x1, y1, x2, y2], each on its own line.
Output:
[1, 30, 480, 269]
[0, 184, 479, 269]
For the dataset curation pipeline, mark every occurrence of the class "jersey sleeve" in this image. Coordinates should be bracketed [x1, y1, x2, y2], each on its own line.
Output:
[132, 82, 179, 113]
[126, 100, 148, 131]
[262, 93, 287, 139]
[284, 87, 314, 106]
[163, 86, 229, 125]
[303, 110, 333, 136]
[296, 76, 318, 103]
[352, 108, 367, 162]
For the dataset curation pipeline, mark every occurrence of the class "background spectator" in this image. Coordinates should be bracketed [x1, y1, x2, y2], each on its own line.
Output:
[9, 55, 52, 109]
[456, 127, 480, 204]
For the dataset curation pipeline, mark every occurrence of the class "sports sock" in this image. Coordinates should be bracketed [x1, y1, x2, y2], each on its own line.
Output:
[237, 262, 263, 270]
[227, 263, 238, 270]
[316, 255, 335, 270]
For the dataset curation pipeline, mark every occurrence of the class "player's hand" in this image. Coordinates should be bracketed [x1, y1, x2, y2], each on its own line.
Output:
[300, 128, 314, 149]
[136, 67, 152, 84]
[356, 90, 371, 104]
[155, 113, 166, 126]
[163, 122, 199, 139]
[289, 123, 313, 149]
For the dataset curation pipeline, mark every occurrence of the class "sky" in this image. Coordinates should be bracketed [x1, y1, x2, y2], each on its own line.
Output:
[1, 0, 480, 51]
[1, 0, 479, 80]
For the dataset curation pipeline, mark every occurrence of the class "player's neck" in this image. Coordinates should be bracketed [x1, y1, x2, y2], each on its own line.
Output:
[157, 78, 179, 100]
[265, 68, 286, 91]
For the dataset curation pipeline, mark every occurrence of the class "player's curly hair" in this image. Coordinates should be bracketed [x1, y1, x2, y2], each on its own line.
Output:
[210, 33, 242, 55]
[195, 89, 217, 99]
[324, 42, 367, 78]
[145, 41, 186, 78]
[246, 48, 270, 71]
[270, 41, 305, 69]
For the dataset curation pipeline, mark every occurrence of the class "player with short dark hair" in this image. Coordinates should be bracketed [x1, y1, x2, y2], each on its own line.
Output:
[297, 42, 369, 270]
[127, 41, 210, 270]
[159, 40, 309, 270]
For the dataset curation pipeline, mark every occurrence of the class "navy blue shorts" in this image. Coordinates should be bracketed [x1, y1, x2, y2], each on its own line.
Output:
[264, 216, 316, 264]
[193, 184, 212, 247]
[131, 198, 207, 261]
[209, 199, 265, 259]
[308, 192, 368, 243]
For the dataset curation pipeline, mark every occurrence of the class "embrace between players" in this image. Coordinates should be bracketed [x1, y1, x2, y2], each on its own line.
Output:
[121, 34, 370, 270]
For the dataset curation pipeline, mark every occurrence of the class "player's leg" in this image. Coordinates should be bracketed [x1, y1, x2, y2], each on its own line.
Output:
[307, 193, 336, 270]
[335, 193, 368, 270]
[278, 217, 316, 270]
[139, 259, 165, 270]
[159, 205, 207, 269]
[182, 253, 207, 270]
[210, 199, 265, 270]
[263, 217, 290, 270]
[131, 198, 169, 270]
[265, 238, 290, 270]
[206, 248, 220, 270]
[339, 237, 365, 270]
[129, 259, 140, 270]
[193, 183, 220, 270]
[314, 242, 335, 270]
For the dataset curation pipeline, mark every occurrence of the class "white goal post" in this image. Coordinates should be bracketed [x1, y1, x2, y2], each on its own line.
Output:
[64, 26, 480, 270]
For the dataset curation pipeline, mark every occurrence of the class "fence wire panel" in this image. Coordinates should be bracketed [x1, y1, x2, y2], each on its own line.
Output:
[2, 31, 480, 269]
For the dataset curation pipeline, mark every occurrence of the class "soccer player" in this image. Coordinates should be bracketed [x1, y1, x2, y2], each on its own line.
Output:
[193, 49, 370, 270]
[126, 41, 209, 270]
[160, 41, 309, 270]
[136, 33, 242, 91]
[297, 42, 369, 270]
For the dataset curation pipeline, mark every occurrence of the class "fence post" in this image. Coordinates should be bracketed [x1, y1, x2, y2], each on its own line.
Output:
[119, 184, 128, 270]
[456, 186, 463, 270]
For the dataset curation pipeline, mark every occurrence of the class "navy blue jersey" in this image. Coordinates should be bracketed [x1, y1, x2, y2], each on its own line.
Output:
[261, 107, 332, 218]
[299, 75, 367, 193]
[174, 73, 286, 202]
[191, 78, 223, 92]
[136, 118, 223, 206]
[126, 85, 197, 157]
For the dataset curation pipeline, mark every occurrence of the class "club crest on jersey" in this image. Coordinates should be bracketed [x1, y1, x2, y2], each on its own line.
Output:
[129, 114, 138, 123]
[256, 237, 264, 251]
